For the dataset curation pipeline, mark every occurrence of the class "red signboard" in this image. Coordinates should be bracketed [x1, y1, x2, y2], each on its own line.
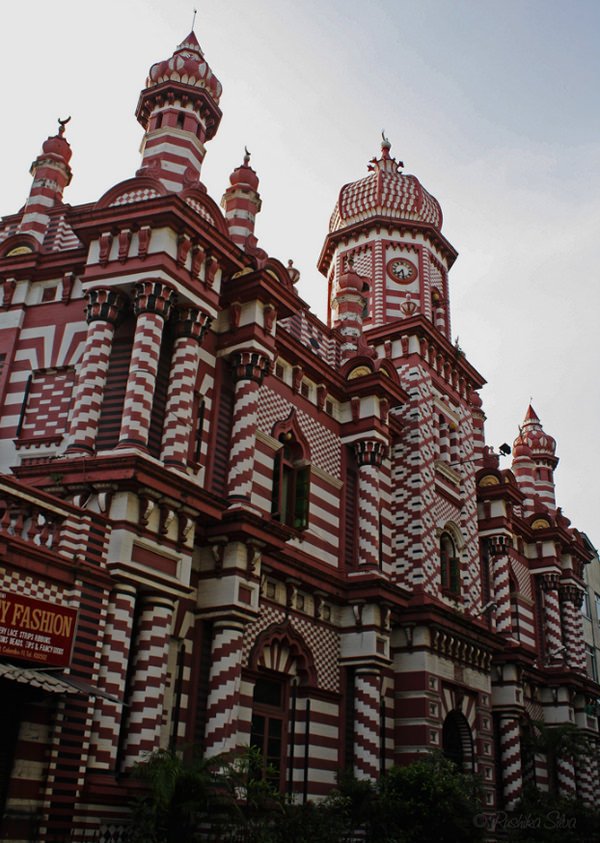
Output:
[0, 591, 78, 667]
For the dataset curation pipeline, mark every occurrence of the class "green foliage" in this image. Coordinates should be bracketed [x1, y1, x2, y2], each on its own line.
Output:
[362, 753, 484, 843]
[503, 788, 600, 843]
[128, 748, 486, 843]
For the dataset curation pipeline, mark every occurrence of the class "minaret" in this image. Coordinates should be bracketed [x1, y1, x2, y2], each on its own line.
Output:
[221, 150, 262, 250]
[332, 260, 369, 364]
[512, 405, 558, 511]
[135, 30, 222, 192]
[17, 119, 72, 243]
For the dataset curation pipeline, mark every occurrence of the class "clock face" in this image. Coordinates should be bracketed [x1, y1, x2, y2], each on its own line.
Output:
[387, 257, 418, 284]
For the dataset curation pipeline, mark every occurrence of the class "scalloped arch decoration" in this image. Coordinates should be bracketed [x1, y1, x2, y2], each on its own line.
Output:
[249, 622, 317, 685]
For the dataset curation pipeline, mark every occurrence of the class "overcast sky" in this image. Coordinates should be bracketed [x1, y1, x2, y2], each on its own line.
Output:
[2, 0, 599, 541]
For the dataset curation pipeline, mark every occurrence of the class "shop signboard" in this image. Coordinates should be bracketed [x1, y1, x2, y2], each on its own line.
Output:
[0, 590, 77, 667]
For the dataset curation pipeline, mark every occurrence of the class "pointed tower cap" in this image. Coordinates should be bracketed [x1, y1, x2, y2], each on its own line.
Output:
[147, 30, 222, 103]
[513, 404, 557, 458]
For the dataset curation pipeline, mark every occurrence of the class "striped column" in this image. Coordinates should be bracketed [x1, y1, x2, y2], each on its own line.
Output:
[540, 574, 563, 658]
[489, 535, 512, 636]
[227, 351, 270, 504]
[122, 596, 174, 770]
[160, 306, 211, 468]
[118, 280, 176, 450]
[559, 585, 586, 672]
[203, 622, 245, 756]
[498, 715, 523, 809]
[353, 669, 380, 780]
[88, 584, 137, 769]
[575, 751, 594, 806]
[67, 289, 127, 454]
[354, 440, 385, 568]
[556, 752, 576, 798]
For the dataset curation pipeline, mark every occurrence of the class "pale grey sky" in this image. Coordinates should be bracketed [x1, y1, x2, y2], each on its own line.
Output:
[2, 0, 599, 539]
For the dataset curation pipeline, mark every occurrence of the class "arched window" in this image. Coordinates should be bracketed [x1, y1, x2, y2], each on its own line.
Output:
[271, 432, 310, 530]
[442, 710, 474, 772]
[440, 532, 460, 596]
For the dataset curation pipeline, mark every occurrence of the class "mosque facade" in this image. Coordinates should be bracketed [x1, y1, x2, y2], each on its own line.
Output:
[0, 29, 598, 842]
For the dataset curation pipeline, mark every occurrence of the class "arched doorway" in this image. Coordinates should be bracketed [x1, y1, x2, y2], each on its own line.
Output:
[442, 710, 474, 772]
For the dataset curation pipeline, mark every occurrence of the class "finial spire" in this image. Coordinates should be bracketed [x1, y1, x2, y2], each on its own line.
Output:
[244, 146, 251, 165]
[192, 7, 197, 30]
[58, 116, 71, 136]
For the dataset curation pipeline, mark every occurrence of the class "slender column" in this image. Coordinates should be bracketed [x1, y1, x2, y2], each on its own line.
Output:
[540, 574, 563, 658]
[354, 439, 385, 568]
[203, 621, 245, 756]
[559, 585, 586, 672]
[575, 751, 594, 806]
[118, 280, 176, 450]
[498, 715, 523, 809]
[227, 350, 270, 503]
[489, 535, 512, 636]
[121, 595, 174, 770]
[590, 745, 600, 801]
[556, 752, 576, 798]
[88, 584, 137, 769]
[353, 668, 381, 780]
[67, 289, 127, 454]
[160, 306, 211, 468]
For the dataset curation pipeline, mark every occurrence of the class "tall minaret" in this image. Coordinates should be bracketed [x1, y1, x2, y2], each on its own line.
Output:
[135, 30, 222, 192]
[17, 120, 72, 243]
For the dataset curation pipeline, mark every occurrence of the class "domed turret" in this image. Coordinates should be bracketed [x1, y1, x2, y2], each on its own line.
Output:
[329, 136, 442, 234]
[135, 29, 223, 192]
[513, 405, 557, 465]
[319, 136, 456, 337]
[512, 405, 558, 511]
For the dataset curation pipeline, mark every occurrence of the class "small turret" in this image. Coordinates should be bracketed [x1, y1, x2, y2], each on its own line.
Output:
[512, 405, 558, 511]
[17, 118, 72, 243]
[221, 149, 262, 250]
[333, 260, 369, 364]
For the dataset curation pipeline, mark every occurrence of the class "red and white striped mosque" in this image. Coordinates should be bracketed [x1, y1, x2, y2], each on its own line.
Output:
[0, 28, 598, 841]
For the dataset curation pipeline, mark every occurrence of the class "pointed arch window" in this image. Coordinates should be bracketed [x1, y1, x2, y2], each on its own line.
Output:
[271, 415, 310, 531]
[271, 436, 310, 530]
[440, 532, 460, 596]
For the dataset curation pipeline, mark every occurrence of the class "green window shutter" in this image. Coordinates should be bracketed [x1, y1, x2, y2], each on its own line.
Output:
[450, 558, 460, 594]
[294, 466, 310, 530]
[271, 451, 282, 520]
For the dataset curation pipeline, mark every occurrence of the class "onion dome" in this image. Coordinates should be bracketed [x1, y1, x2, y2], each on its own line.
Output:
[513, 405, 557, 462]
[468, 388, 483, 410]
[229, 148, 259, 191]
[41, 120, 72, 165]
[147, 31, 222, 104]
[329, 136, 442, 234]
